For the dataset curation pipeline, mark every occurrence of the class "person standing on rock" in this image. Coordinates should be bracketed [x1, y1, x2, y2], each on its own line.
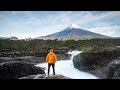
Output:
[46, 49, 57, 75]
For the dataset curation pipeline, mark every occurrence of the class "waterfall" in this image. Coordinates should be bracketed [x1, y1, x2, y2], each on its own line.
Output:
[67, 50, 82, 60]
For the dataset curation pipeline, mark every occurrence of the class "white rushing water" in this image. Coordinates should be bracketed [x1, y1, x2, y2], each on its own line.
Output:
[35, 50, 98, 79]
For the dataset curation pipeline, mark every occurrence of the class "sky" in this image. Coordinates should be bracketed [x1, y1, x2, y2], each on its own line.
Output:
[0, 11, 120, 39]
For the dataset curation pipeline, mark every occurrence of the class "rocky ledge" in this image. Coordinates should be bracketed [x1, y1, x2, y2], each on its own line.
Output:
[19, 74, 71, 79]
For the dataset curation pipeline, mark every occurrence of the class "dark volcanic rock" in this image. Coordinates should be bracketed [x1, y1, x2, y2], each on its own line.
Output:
[19, 74, 46, 79]
[45, 74, 71, 79]
[0, 61, 45, 79]
[0, 56, 45, 65]
[0, 49, 69, 57]
[0, 51, 34, 57]
[113, 67, 120, 79]
[105, 57, 120, 79]
[19, 74, 71, 79]
[73, 49, 120, 79]
[57, 54, 70, 60]
[0, 54, 70, 65]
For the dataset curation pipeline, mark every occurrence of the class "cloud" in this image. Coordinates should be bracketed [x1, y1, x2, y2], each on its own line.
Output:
[0, 11, 120, 39]
[67, 11, 120, 27]
[89, 25, 120, 37]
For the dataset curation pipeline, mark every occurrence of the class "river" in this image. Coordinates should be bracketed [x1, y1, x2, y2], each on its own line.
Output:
[35, 50, 98, 79]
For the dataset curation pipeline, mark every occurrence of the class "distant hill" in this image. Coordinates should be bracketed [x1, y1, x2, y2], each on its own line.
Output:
[36, 24, 110, 40]
[0, 37, 19, 40]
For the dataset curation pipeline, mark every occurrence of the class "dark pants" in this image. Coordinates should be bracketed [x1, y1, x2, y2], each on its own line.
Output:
[48, 63, 55, 75]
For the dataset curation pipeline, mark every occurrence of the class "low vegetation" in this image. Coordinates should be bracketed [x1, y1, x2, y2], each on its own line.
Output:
[0, 38, 120, 53]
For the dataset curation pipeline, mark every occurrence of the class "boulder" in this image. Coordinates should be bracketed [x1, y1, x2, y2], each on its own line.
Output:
[0, 61, 45, 79]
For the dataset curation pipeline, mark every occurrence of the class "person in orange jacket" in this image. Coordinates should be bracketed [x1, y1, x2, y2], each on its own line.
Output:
[46, 49, 57, 75]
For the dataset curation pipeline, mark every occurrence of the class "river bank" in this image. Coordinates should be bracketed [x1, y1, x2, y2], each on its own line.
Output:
[73, 48, 120, 79]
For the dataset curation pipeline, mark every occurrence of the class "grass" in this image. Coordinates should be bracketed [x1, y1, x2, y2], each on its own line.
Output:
[81, 46, 116, 53]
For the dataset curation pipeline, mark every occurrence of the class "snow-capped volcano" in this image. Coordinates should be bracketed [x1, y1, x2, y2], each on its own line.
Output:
[36, 24, 110, 40]
[68, 23, 81, 29]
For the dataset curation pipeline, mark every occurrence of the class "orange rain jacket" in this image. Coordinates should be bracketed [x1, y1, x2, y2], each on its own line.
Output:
[46, 52, 57, 64]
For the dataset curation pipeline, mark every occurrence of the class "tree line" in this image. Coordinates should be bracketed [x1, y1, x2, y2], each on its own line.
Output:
[0, 38, 120, 53]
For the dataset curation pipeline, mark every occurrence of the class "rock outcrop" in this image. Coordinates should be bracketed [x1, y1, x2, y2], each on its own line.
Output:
[0, 61, 45, 79]
[73, 49, 120, 79]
